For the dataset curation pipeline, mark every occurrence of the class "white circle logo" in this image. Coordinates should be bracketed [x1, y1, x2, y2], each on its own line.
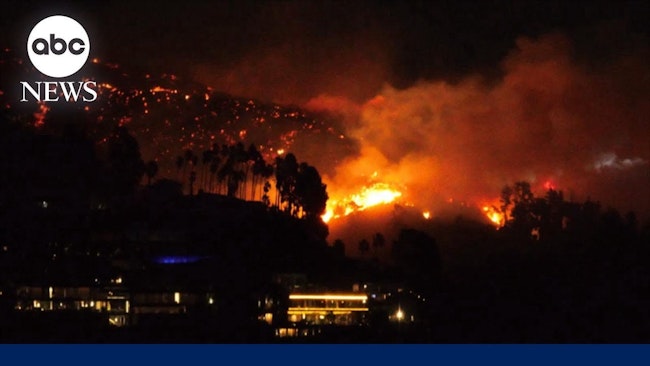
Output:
[27, 15, 90, 78]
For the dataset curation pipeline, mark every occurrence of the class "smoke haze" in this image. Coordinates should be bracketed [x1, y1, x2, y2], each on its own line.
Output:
[307, 33, 649, 219]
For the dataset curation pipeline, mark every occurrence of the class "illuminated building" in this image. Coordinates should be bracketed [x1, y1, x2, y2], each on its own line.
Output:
[14, 284, 130, 326]
[12, 282, 216, 327]
[286, 293, 368, 326]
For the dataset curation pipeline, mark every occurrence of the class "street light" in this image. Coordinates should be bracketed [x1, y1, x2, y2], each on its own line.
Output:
[396, 308, 404, 322]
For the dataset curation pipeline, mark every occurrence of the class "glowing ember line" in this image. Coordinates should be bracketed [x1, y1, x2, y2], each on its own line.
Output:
[322, 182, 402, 223]
[351, 183, 402, 209]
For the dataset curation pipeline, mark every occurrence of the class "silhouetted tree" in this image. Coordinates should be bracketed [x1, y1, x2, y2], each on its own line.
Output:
[105, 126, 145, 199]
[200, 149, 213, 191]
[262, 181, 271, 206]
[275, 153, 299, 213]
[171, 144, 327, 217]
[372, 232, 386, 257]
[500, 184, 514, 222]
[541, 188, 565, 239]
[501, 181, 538, 236]
[247, 144, 263, 200]
[189, 171, 197, 196]
[183, 149, 194, 183]
[250, 144, 266, 200]
[175, 155, 184, 181]
[599, 208, 625, 245]
[295, 162, 328, 219]
[391, 229, 441, 293]
[332, 239, 345, 258]
[358, 239, 370, 256]
[260, 163, 275, 204]
[144, 160, 158, 186]
[209, 158, 220, 193]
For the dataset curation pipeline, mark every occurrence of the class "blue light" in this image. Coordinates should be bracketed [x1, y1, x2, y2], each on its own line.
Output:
[153, 256, 204, 264]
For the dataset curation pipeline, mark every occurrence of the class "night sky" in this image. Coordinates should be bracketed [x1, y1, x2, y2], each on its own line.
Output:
[1, 1, 647, 102]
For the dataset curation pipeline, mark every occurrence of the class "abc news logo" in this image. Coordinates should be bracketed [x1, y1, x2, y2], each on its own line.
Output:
[20, 15, 97, 102]
[31, 34, 86, 56]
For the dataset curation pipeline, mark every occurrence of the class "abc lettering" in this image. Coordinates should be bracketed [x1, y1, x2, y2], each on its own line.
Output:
[20, 81, 98, 102]
[32, 34, 85, 55]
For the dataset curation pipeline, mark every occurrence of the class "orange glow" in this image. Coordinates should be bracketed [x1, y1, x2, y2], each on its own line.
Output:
[321, 209, 334, 223]
[482, 205, 504, 227]
[544, 180, 555, 190]
[422, 211, 431, 219]
[33, 102, 49, 128]
[287, 308, 368, 314]
[322, 182, 402, 223]
[150, 86, 178, 94]
[289, 294, 368, 301]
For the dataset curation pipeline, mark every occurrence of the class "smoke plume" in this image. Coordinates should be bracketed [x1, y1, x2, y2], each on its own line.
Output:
[309, 33, 649, 219]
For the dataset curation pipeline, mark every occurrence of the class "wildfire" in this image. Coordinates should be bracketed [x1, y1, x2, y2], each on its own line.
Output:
[322, 182, 403, 223]
[422, 211, 431, 220]
[350, 183, 402, 208]
[482, 205, 504, 227]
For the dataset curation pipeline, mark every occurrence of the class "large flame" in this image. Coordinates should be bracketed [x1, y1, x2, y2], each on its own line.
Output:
[482, 204, 505, 227]
[321, 177, 506, 228]
[322, 182, 403, 223]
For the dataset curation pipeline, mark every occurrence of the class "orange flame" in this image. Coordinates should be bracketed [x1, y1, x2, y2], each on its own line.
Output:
[482, 205, 504, 227]
[322, 182, 403, 223]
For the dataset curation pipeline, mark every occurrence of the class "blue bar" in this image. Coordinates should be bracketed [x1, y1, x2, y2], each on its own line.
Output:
[1, 345, 649, 366]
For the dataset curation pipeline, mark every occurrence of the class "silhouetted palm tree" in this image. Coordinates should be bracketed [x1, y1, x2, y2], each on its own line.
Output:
[275, 153, 298, 213]
[372, 232, 385, 257]
[209, 158, 219, 193]
[200, 149, 213, 191]
[175, 155, 184, 181]
[183, 149, 194, 183]
[248, 144, 264, 200]
[261, 163, 274, 204]
[232, 142, 249, 199]
[189, 171, 197, 196]
[262, 181, 271, 206]
[358, 239, 370, 257]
